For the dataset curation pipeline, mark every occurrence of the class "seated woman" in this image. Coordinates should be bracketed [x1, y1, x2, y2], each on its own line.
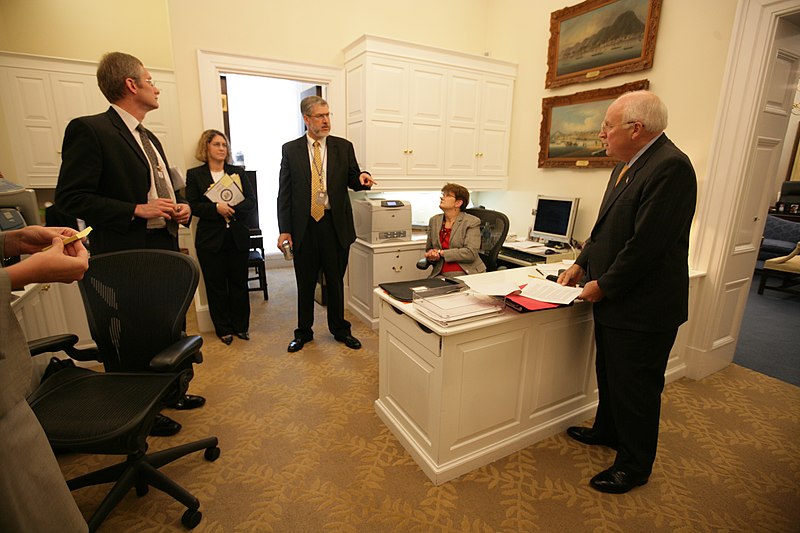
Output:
[425, 183, 486, 278]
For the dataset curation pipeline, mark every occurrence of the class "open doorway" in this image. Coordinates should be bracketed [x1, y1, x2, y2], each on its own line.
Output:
[220, 73, 322, 250]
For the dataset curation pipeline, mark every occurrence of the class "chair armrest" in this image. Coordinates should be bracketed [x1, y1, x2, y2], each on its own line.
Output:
[149, 335, 204, 371]
[27, 334, 79, 356]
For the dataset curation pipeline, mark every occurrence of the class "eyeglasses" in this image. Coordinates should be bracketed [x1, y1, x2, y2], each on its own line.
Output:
[139, 78, 156, 87]
[306, 113, 331, 120]
[440, 194, 456, 200]
[209, 141, 228, 148]
[600, 120, 637, 133]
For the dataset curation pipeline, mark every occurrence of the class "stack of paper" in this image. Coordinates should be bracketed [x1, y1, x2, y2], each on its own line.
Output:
[412, 286, 504, 326]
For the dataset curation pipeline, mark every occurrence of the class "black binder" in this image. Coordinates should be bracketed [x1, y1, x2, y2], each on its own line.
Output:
[378, 277, 464, 302]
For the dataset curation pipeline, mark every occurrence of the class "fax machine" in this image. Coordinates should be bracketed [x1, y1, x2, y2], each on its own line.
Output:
[352, 198, 411, 244]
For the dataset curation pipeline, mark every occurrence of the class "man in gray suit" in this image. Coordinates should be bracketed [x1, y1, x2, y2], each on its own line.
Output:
[558, 90, 697, 494]
[0, 226, 89, 532]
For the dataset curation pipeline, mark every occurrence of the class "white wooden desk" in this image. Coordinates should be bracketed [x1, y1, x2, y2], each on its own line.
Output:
[375, 266, 694, 484]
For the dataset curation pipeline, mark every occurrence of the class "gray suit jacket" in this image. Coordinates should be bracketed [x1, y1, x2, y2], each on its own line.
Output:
[426, 211, 486, 276]
[0, 233, 87, 532]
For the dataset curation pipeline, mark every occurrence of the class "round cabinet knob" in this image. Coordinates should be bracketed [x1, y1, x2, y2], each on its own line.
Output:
[408, 149, 413, 154]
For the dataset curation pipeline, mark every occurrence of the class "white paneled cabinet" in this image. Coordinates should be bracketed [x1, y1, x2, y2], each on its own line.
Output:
[347, 238, 427, 329]
[0, 52, 183, 188]
[345, 35, 516, 191]
[445, 73, 514, 179]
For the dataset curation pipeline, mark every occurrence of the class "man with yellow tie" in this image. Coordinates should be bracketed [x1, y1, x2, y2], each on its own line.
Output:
[277, 96, 375, 353]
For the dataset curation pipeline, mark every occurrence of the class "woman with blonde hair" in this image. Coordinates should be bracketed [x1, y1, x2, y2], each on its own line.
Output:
[186, 130, 255, 344]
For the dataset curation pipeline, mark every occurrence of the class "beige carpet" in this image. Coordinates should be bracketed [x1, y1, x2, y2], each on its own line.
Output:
[58, 267, 800, 532]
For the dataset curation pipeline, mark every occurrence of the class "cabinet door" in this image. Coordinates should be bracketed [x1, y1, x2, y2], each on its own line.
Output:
[444, 73, 480, 176]
[1, 68, 61, 187]
[365, 59, 408, 174]
[50, 71, 107, 139]
[407, 66, 445, 174]
[477, 77, 513, 176]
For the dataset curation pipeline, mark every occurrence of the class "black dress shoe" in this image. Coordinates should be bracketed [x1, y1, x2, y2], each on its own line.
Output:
[334, 334, 361, 350]
[150, 414, 181, 437]
[288, 337, 311, 352]
[590, 467, 648, 494]
[567, 426, 617, 448]
[220, 334, 233, 345]
[236, 331, 249, 340]
[172, 394, 206, 410]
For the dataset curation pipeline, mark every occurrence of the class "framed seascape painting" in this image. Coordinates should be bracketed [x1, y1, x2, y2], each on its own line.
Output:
[545, 0, 662, 89]
[538, 79, 649, 168]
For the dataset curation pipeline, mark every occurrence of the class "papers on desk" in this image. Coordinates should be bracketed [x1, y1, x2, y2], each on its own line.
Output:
[412, 285, 504, 326]
[455, 266, 582, 312]
[520, 277, 582, 305]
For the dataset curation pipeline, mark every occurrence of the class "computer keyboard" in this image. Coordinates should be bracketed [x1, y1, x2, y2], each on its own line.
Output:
[498, 247, 545, 265]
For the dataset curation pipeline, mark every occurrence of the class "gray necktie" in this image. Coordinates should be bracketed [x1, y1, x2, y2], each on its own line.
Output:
[137, 124, 172, 200]
[137, 124, 177, 238]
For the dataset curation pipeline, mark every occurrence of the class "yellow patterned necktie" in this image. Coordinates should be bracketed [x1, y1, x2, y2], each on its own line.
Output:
[614, 164, 630, 187]
[310, 141, 324, 221]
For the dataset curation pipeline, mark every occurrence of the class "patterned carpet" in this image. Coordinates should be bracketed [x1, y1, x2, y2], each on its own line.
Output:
[57, 267, 800, 532]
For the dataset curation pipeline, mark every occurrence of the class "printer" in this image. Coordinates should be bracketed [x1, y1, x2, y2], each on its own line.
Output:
[352, 198, 412, 244]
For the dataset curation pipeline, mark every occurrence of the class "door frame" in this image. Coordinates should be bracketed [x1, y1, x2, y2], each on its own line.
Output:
[196, 49, 344, 137]
[685, 0, 800, 379]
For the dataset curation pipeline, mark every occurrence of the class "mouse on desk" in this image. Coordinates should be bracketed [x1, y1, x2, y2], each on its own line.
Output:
[544, 249, 556, 255]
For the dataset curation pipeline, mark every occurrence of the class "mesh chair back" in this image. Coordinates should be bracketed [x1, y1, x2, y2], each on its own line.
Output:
[464, 207, 510, 272]
[78, 249, 199, 372]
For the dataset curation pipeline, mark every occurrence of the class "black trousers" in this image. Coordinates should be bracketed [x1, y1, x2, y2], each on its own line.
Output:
[144, 227, 179, 251]
[292, 213, 351, 340]
[592, 321, 678, 477]
[196, 231, 250, 337]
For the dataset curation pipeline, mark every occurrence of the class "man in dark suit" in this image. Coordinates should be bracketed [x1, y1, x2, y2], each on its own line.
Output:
[55, 52, 200, 436]
[277, 95, 374, 353]
[558, 90, 697, 494]
[55, 51, 191, 254]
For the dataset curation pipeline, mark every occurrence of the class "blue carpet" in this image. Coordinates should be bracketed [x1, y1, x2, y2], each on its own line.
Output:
[733, 271, 800, 386]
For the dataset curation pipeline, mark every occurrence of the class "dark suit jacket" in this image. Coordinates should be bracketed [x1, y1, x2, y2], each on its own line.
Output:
[55, 107, 187, 254]
[576, 134, 697, 332]
[185, 163, 255, 252]
[277, 135, 370, 249]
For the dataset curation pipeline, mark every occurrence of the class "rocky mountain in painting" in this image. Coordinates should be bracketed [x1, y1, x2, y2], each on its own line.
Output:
[561, 10, 645, 59]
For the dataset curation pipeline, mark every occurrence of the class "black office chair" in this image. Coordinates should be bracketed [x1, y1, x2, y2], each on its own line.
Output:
[28, 334, 220, 531]
[242, 170, 269, 300]
[67, 250, 204, 377]
[465, 207, 510, 272]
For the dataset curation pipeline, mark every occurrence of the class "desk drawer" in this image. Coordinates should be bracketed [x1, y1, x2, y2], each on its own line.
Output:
[381, 300, 441, 357]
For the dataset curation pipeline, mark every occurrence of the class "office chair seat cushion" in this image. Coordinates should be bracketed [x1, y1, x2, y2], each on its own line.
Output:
[29, 369, 184, 454]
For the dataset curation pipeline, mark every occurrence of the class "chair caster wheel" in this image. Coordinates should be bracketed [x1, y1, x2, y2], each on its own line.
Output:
[204, 446, 221, 461]
[182, 508, 202, 528]
[135, 483, 149, 497]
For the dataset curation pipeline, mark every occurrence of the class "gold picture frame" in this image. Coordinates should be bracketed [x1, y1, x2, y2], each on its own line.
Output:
[538, 79, 649, 168]
[545, 0, 662, 89]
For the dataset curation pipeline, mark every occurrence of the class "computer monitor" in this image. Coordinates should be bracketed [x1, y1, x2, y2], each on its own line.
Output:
[530, 195, 579, 248]
[0, 179, 41, 227]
